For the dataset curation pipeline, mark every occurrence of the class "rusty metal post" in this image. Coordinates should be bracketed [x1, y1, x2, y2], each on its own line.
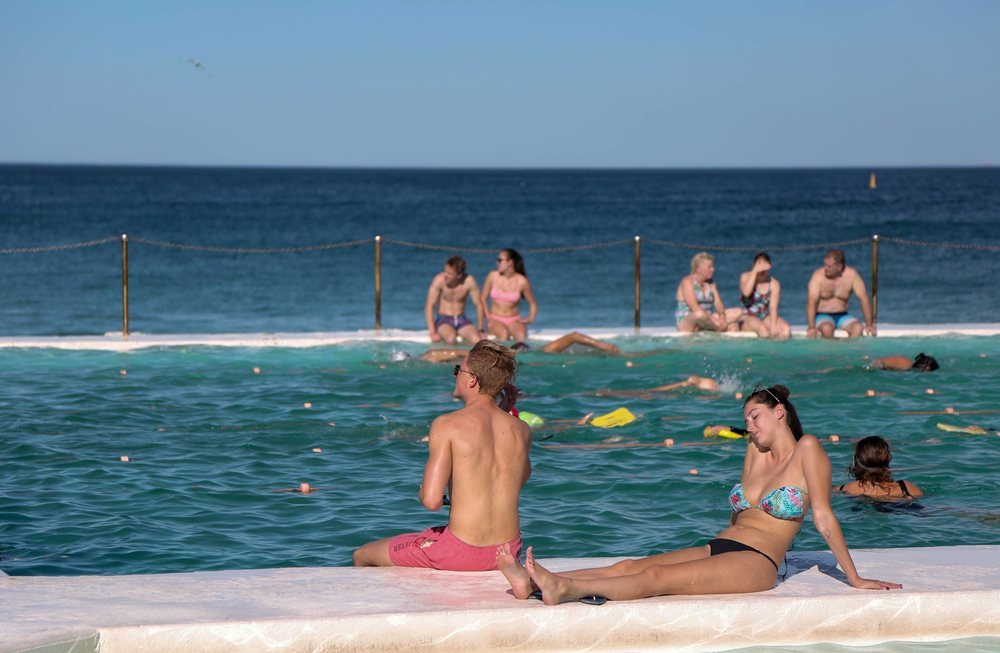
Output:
[121, 234, 129, 339]
[871, 234, 879, 334]
[374, 235, 382, 331]
[634, 236, 641, 333]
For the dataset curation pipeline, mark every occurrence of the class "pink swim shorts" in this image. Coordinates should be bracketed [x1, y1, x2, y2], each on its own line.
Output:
[387, 525, 522, 572]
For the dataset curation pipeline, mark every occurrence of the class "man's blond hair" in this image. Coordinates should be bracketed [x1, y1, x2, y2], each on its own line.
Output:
[467, 340, 516, 398]
[691, 251, 714, 274]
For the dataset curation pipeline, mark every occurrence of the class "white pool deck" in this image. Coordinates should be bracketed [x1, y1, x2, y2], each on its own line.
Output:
[3, 546, 999, 653]
[0, 323, 998, 350]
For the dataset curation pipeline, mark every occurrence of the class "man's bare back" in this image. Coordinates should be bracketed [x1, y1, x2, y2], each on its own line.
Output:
[428, 398, 530, 545]
[353, 340, 530, 571]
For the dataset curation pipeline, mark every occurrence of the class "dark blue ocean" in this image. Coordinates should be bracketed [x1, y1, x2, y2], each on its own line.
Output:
[1, 165, 998, 335]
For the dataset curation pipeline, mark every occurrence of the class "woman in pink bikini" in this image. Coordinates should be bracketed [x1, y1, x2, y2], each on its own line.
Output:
[481, 249, 538, 342]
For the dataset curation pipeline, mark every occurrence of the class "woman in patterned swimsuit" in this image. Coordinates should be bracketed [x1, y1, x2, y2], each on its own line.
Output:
[727, 252, 792, 340]
[675, 252, 729, 332]
[497, 385, 901, 604]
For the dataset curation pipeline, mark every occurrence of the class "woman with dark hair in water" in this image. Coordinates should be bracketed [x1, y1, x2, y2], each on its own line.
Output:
[497, 385, 900, 604]
[481, 248, 538, 342]
[836, 436, 924, 500]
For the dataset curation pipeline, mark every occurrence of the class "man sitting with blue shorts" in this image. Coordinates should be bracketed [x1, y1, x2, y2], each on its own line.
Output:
[806, 249, 874, 339]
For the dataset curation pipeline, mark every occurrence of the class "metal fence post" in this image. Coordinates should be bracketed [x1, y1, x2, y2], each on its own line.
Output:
[374, 235, 382, 331]
[121, 233, 129, 339]
[871, 234, 879, 333]
[634, 236, 641, 333]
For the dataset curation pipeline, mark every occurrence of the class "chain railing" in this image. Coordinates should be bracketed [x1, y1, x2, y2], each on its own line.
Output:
[2, 233, 997, 337]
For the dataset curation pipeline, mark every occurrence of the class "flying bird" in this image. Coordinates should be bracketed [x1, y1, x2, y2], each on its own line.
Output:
[183, 58, 212, 77]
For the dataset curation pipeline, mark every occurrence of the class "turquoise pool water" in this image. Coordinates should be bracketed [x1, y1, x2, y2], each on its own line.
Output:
[2, 335, 998, 576]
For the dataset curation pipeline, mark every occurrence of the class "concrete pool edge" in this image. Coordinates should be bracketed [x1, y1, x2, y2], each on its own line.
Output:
[3, 545, 999, 653]
[0, 323, 998, 350]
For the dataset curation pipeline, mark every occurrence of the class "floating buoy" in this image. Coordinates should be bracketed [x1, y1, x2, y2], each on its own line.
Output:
[866, 389, 876, 397]
[925, 388, 935, 395]
[253, 367, 261, 374]
[303, 402, 312, 408]
[119, 455, 130, 462]
[312, 447, 323, 453]
[829, 434, 841, 443]
[688, 468, 699, 475]
[119, 369, 127, 376]
[734, 392, 743, 400]
[663, 438, 674, 447]
[625, 360, 634, 368]
[591, 407, 637, 428]
[519, 411, 545, 428]
[869, 172, 877, 189]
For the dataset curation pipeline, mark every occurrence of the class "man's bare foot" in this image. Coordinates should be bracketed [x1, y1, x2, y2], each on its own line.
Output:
[496, 543, 533, 599]
[524, 546, 573, 606]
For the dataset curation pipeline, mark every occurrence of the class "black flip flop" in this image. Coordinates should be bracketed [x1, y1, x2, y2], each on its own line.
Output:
[528, 590, 607, 605]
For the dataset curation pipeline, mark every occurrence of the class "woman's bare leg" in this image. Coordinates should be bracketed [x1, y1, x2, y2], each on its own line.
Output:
[525, 547, 777, 605]
[488, 320, 512, 341]
[509, 320, 528, 342]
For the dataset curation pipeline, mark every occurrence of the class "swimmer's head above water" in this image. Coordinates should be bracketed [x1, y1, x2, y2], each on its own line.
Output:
[913, 353, 939, 372]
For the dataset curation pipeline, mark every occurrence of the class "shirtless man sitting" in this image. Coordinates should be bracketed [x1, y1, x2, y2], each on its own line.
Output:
[806, 249, 875, 339]
[353, 340, 531, 571]
[425, 256, 485, 345]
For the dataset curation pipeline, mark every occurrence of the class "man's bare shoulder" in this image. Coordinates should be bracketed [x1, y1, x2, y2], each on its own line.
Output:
[428, 272, 447, 289]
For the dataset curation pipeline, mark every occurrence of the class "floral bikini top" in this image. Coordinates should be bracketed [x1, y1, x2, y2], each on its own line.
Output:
[729, 483, 807, 520]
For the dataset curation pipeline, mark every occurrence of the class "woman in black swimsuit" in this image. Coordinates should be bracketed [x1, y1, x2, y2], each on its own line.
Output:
[836, 436, 924, 500]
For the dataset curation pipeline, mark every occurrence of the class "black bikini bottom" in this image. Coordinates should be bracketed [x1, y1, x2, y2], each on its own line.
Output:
[708, 537, 778, 571]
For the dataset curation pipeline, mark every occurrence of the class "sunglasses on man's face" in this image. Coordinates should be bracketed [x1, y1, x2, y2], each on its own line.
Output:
[453, 365, 477, 379]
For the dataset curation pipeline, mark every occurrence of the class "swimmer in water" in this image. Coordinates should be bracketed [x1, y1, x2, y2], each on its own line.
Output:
[835, 436, 924, 500]
[596, 375, 719, 398]
[419, 332, 619, 363]
[870, 353, 939, 372]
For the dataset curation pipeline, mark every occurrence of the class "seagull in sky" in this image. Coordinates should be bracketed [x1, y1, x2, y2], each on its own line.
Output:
[184, 58, 212, 77]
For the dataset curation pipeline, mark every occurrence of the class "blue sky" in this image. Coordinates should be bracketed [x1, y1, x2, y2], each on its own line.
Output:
[1, 1, 998, 167]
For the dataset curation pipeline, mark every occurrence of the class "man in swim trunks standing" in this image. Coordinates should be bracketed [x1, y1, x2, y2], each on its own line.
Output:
[806, 249, 875, 338]
[425, 256, 485, 345]
[353, 340, 531, 571]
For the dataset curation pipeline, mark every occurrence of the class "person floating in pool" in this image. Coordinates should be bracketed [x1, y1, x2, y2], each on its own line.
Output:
[675, 252, 729, 333]
[353, 340, 531, 571]
[870, 353, 939, 372]
[836, 436, 924, 500]
[497, 384, 900, 604]
[418, 332, 619, 363]
[481, 248, 538, 342]
[806, 249, 874, 339]
[596, 374, 719, 398]
[425, 255, 485, 345]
